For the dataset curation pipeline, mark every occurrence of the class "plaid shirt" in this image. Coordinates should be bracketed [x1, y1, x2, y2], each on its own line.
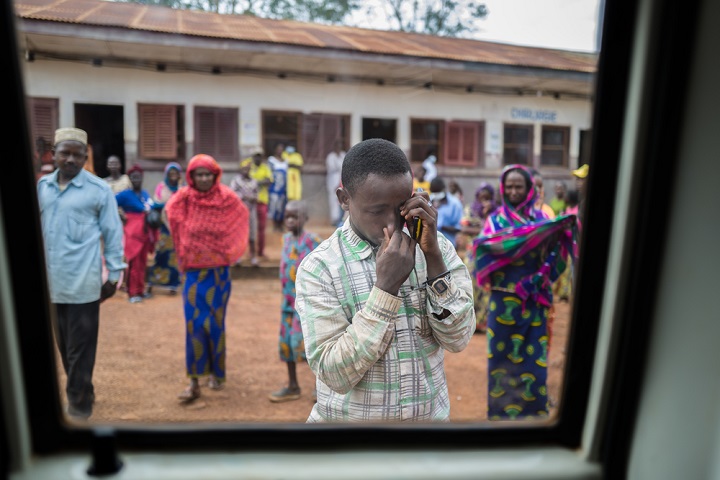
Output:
[296, 221, 476, 422]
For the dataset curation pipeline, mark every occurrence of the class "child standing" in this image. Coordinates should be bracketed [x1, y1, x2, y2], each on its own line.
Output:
[269, 200, 322, 403]
[230, 161, 259, 266]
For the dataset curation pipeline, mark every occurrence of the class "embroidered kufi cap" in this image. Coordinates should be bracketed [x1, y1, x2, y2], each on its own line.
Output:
[54, 127, 87, 146]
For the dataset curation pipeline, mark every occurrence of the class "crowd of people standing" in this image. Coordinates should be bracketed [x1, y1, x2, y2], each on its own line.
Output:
[36, 128, 586, 422]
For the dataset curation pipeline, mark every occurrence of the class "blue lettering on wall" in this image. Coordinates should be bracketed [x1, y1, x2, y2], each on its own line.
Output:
[511, 108, 557, 122]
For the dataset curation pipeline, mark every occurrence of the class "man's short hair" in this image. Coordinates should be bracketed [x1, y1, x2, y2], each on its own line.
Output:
[341, 138, 411, 194]
[430, 176, 446, 193]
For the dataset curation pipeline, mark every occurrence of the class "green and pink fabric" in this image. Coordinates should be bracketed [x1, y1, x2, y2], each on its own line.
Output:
[473, 164, 578, 420]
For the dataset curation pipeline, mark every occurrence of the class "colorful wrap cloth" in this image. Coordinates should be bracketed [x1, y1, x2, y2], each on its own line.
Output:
[473, 164, 579, 309]
[474, 214, 578, 308]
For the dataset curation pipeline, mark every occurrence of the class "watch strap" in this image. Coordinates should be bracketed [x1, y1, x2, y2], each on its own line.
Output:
[424, 270, 450, 286]
[424, 270, 452, 295]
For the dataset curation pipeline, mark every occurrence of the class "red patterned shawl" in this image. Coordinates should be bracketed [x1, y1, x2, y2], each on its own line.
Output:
[165, 154, 249, 272]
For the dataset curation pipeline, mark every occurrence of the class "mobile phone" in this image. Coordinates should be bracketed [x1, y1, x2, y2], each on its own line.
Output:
[408, 216, 423, 239]
[407, 188, 424, 239]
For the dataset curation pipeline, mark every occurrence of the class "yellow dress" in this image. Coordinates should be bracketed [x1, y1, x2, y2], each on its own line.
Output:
[413, 179, 430, 192]
[283, 151, 304, 201]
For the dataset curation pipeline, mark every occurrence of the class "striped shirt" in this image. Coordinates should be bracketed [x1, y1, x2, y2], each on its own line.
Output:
[296, 221, 476, 422]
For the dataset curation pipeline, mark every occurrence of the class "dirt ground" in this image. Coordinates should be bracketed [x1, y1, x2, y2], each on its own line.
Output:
[58, 224, 571, 425]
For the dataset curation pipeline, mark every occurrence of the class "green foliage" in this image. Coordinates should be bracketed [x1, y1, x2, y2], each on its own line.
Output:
[380, 0, 489, 37]
[262, 0, 361, 24]
[117, 0, 488, 37]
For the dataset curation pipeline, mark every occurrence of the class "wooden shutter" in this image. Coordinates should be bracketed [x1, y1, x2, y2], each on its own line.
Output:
[301, 114, 348, 166]
[194, 106, 238, 162]
[444, 121, 481, 167]
[28, 97, 58, 148]
[139, 104, 177, 159]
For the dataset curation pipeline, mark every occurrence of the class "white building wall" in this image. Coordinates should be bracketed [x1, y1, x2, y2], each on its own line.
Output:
[21, 60, 593, 218]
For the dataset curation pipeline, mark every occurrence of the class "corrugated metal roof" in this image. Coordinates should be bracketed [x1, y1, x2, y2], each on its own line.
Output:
[14, 0, 597, 73]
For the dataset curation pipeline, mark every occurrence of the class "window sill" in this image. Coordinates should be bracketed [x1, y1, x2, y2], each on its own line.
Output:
[13, 447, 601, 480]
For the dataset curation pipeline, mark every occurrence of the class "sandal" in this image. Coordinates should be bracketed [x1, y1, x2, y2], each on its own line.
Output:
[268, 387, 301, 403]
[207, 377, 225, 391]
[177, 386, 200, 403]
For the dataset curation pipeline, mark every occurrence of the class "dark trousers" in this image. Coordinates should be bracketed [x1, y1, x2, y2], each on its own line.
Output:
[53, 301, 99, 416]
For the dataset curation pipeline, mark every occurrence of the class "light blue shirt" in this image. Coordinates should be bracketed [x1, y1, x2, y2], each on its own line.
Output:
[37, 169, 127, 304]
[436, 192, 464, 247]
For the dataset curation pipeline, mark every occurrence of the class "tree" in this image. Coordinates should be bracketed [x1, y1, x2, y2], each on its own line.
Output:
[367, 0, 488, 37]
[118, 0, 360, 20]
[262, 0, 361, 24]
[119, 0, 487, 37]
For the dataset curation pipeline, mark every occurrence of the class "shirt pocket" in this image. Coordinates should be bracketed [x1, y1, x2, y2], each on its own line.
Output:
[66, 211, 94, 244]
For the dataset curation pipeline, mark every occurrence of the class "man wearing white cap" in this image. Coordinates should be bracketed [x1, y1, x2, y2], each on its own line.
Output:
[36, 127, 127, 420]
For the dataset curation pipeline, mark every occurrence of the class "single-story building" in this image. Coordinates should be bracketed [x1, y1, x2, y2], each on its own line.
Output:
[15, 0, 597, 221]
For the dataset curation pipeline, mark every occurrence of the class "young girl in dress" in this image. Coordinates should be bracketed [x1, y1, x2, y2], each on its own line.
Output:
[269, 200, 322, 403]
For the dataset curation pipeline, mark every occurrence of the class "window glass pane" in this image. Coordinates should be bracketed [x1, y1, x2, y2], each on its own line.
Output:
[505, 126, 530, 144]
[542, 149, 565, 165]
[410, 119, 442, 163]
[543, 129, 565, 146]
[504, 146, 530, 164]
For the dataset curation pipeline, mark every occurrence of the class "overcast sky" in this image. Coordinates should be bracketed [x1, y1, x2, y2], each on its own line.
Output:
[351, 0, 602, 53]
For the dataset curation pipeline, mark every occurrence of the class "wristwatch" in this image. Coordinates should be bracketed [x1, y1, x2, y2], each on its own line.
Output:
[427, 271, 451, 295]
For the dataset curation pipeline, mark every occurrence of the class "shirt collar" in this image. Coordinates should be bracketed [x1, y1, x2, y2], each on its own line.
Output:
[340, 220, 376, 261]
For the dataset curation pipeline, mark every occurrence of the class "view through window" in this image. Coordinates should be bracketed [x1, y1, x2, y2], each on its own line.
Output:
[20, 0, 602, 427]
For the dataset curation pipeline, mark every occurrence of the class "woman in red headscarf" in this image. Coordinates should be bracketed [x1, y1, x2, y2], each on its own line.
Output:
[165, 154, 249, 403]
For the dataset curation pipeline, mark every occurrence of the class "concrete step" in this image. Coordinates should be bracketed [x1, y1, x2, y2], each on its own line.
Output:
[231, 263, 279, 279]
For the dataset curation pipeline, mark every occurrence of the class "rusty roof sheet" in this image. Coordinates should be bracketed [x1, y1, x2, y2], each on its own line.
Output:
[14, 0, 597, 73]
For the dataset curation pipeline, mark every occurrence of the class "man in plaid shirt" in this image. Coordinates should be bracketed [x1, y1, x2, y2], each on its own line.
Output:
[296, 138, 475, 422]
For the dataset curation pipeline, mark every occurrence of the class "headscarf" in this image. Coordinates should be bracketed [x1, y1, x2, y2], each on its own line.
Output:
[482, 164, 541, 233]
[127, 164, 143, 176]
[473, 164, 578, 308]
[154, 162, 183, 205]
[163, 161, 182, 193]
[164, 154, 249, 271]
[470, 181, 499, 219]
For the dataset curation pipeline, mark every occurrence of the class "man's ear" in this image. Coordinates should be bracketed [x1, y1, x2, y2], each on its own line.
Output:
[336, 187, 350, 211]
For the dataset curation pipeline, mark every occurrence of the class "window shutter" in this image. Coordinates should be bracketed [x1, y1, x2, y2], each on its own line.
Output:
[444, 121, 479, 166]
[139, 104, 177, 159]
[29, 97, 58, 147]
[194, 106, 238, 162]
[301, 114, 347, 166]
